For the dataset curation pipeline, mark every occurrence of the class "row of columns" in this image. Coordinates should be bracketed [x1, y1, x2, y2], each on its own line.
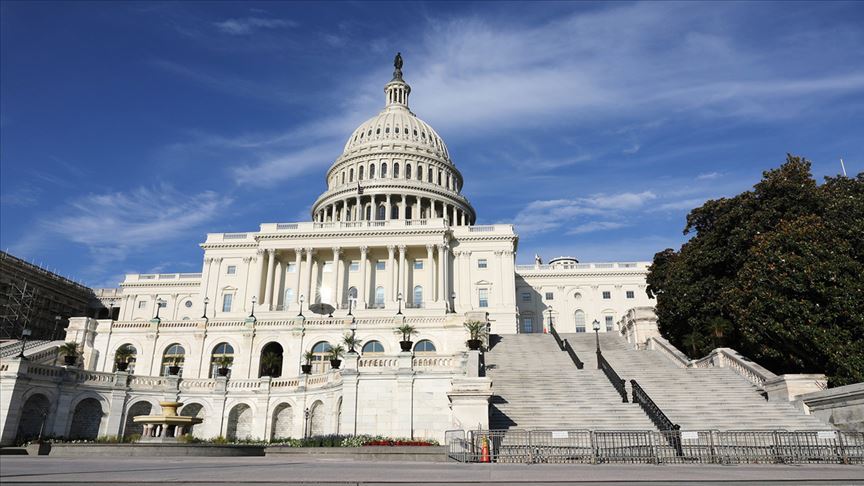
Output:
[313, 194, 470, 226]
[253, 244, 453, 312]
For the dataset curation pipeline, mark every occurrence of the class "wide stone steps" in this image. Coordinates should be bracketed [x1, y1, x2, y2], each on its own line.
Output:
[486, 334, 656, 431]
[560, 333, 828, 431]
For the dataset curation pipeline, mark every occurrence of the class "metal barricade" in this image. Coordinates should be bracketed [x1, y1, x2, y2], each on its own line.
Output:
[593, 430, 656, 464]
[445, 429, 468, 462]
[839, 431, 864, 465]
[655, 430, 715, 464]
[529, 430, 594, 464]
[715, 430, 783, 464]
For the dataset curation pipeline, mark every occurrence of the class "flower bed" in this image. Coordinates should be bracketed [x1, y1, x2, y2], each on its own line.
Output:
[363, 439, 437, 446]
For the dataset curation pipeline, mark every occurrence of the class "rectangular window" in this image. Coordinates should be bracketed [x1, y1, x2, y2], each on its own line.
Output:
[287, 263, 297, 273]
[520, 292, 531, 302]
[414, 260, 423, 270]
[376, 261, 386, 271]
[605, 315, 614, 332]
[477, 259, 488, 269]
[158, 300, 167, 308]
[602, 291, 611, 299]
[137, 301, 146, 309]
[545, 292, 554, 300]
[226, 265, 236, 275]
[285, 288, 294, 305]
[576, 324, 586, 333]
[478, 288, 489, 308]
[522, 317, 533, 333]
[323, 262, 333, 273]
[349, 261, 359, 272]
[626, 290, 635, 299]
[222, 294, 233, 312]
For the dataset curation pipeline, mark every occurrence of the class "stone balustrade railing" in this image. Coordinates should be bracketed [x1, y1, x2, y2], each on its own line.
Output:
[358, 357, 400, 369]
[515, 262, 646, 272]
[647, 336, 691, 368]
[256, 218, 448, 236]
[690, 347, 778, 390]
[413, 356, 458, 369]
[107, 315, 453, 332]
[125, 272, 202, 282]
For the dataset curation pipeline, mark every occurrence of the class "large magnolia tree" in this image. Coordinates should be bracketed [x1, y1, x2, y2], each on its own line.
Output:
[646, 155, 863, 386]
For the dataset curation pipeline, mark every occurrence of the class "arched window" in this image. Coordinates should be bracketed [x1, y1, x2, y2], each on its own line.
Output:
[349, 168, 354, 182]
[210, 342, 234, 378]
[381, 162, 388, 177]
[391, 204, 399, 219]
[414, 340, 436, 353]
[362, 341, 384, 354]
[575, 310, 586, 333]
[114, 344, 137, 373]
[311, 341, 332, 374]
[428, 167, 433, 182]
[341, 172, 345, 184]
[365, 204, 372, 220]
[375, 286, 385, 308]
[359, 166, 364, 180]
[369, 164, 376, 179]
[417, 165, 423, 180]
[393, 163, 400, 178]
[161, 343, 185, 376]
[259, 342, 283, 377]
[376, 204, 386, 221]
[413, 285, 423, 307]
[347, 286, 358, 306]
[406, 164, 412, 179]
[438, 172, 442, 185]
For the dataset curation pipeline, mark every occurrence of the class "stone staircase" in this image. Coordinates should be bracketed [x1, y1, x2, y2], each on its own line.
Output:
[562, 333, 829, 431]
[485, 334, 656, 430]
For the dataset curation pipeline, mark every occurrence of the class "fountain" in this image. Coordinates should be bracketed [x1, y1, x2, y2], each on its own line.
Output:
[133, 401, 202, 443]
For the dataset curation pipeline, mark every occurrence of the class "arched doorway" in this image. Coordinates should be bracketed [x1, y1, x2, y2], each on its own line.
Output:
[17, 394, 50, 441]
[308, 400, 324, 437]
[226, 403, 253, 441]
[271, 403, 293, 440]
[259, 342, 283, 377]
[69, 398, 103, 439]
[180, 403, 205, 438]
[123, 401, 152, 438]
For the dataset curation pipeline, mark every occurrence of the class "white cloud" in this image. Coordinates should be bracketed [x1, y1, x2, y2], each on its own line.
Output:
[512, 191, 656, 235]
[213, 17, 296, 36]
[623, 143, 641, 155]
[697, 171, 722, 180]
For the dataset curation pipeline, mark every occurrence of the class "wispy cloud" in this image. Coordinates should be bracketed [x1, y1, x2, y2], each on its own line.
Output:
[696, 171, 722, 180]
[213, 17, 297, 36]
[512, 191, 656, 235]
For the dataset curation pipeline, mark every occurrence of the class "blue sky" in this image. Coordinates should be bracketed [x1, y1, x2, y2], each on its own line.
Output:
[1, 1, 862, 288]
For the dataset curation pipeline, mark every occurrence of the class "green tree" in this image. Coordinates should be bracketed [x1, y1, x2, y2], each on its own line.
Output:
[647, 155, 863, 386]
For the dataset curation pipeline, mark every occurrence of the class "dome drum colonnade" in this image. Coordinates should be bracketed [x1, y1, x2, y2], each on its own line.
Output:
[310, 53, 475, 227]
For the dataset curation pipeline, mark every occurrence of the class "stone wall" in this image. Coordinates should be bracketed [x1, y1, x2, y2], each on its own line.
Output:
[796, 383, 864, 432]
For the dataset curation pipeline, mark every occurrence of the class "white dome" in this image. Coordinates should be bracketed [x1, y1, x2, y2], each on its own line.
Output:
[343, 107, 450, 161]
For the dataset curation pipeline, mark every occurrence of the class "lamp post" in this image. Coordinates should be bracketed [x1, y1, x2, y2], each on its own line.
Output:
[349, 317, 358, 353]
[154, 298, 166, 320]
[298, 294, 305, 318]
[304, 407, 311, 438]
[449, 291, 456, 313]
[53, 315, 61, 341]
[396, 292, 403, 316]
[201, 297, 210, 320]
[17, 327, 31, 359]
[249, 296, 257, 319]
[546, 306, 553, 333]
[593, 319, 602, 369]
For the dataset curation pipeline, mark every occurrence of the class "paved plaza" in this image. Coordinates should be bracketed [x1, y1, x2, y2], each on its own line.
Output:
[1, 456, 863, 485]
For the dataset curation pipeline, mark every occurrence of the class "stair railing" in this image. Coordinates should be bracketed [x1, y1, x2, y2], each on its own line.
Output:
[549, 324, 584, 369]
[598, 353, 628, 402]
[630, 379, 682, 456]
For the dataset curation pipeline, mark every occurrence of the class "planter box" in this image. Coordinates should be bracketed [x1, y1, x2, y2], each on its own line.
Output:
[47, 443, 265, 457]
[265, 445, 447, 462]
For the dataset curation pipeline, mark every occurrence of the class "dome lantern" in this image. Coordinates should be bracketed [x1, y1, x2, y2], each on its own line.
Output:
[385, 52, 411, 109]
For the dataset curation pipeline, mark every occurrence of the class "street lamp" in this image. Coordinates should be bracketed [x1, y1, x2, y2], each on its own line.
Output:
[347, 297, 354, 317]
[593, 319, 602, 369]
[547, 306, 554, 333]
[154, 298, 166, 319]
[17, 327, 32, 359]
[249, 296, 257, 319]
[53, 315, 61, 341]
[396, 292, 403, 316]
[304, 407, 311, 438]
[348, 317, 358, 353]
[449, 291, 456, 313]
[201, 297, 210, 320]
[297, 294, 305, 317]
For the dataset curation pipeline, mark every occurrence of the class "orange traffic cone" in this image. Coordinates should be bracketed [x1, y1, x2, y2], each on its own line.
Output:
[480, 435, 491, 463]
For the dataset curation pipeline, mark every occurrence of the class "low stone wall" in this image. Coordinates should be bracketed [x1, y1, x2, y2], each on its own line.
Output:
[47, 443, 265, 457]
[266, 445, 448, 462]
[797, 383, 864, 432]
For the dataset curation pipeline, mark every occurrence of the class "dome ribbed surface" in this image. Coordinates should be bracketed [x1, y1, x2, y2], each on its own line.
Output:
[342, 106, 450, 162]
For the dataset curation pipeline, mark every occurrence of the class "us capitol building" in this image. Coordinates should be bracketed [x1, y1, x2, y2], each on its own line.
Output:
[2, 55, 693, 445]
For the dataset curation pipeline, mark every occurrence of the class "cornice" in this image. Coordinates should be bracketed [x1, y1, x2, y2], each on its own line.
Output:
[515, 270, 648, 279]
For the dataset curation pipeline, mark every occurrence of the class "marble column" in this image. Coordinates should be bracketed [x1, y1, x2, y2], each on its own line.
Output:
[387, 245, 396, 305]
[264, 250, 276, 310]
[398, 245, 407, 304]
[304, 248, 315, 304]
[356, 195, 362, 221]
[400, 196, 407, 220]
[426, 244, 436, 307]
[437, 244, 446, 304]
[254, 250, 266, 303]
[442, 245, 450, 311]
[385, 195, 391, 221]
[359, 246, 368, 308]
[293, 249, 303, 305]
[331, 247, 341, 308]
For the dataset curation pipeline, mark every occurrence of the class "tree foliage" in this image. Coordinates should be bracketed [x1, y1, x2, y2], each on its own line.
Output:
[646, 155, 863, 386]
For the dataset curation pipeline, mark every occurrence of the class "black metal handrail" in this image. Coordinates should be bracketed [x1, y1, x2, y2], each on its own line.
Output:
[631, 380, 683, 456]
[549, 325, 584, 369]
[598, 353, 628, 402]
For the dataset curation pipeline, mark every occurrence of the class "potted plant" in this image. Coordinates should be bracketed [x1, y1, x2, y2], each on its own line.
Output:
[301, 350, 314, 374]
[342, 332, 362, 354]
[114, 345, 135, 372]
[329, 344, 345, 369]
[394, 324, 418, 352]
[58, 342, 79, 366]
[168, 358, 182, 376]
[215, 356, 232, 377]
[464, 320, 487, 351]
[260, 351, 282, 377]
